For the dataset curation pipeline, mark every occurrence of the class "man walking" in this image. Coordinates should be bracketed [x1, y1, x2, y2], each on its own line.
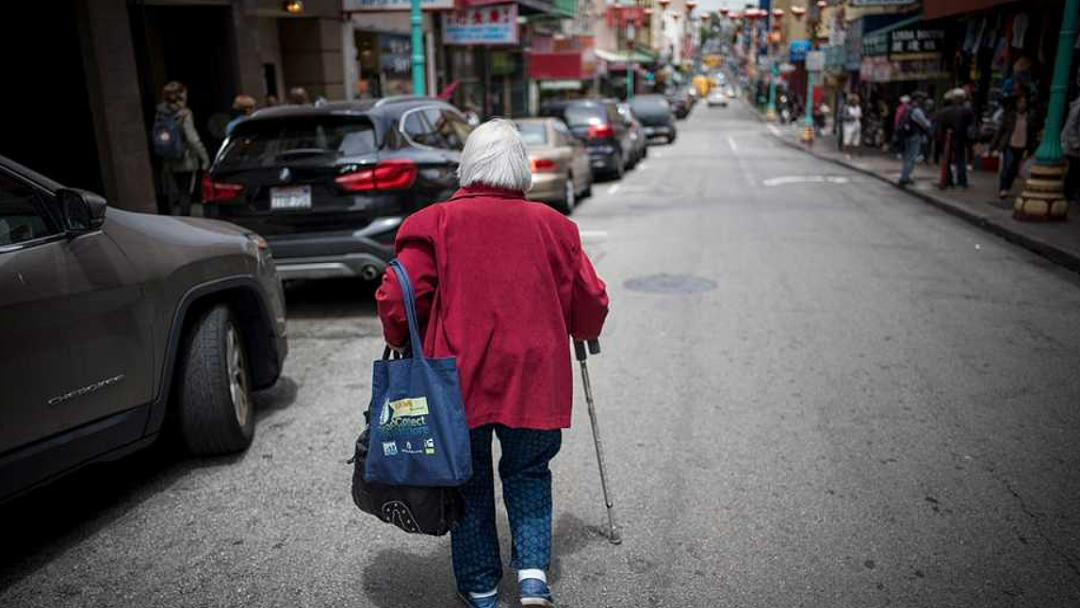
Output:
[936, 89, 975, 189]
[898, 92, 932, 186]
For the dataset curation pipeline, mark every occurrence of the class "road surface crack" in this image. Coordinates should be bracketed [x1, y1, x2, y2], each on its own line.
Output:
[999, 475, 1080, 583]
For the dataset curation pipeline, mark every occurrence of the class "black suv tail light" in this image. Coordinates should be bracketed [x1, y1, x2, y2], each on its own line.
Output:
[201, 176, 244, 203]
[335, 159, 418, 192]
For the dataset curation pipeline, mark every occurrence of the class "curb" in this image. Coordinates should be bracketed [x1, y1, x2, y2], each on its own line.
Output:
[770, 132, 1080, 275]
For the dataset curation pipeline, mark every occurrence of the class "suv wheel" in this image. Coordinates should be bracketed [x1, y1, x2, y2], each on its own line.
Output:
[176, 304, 255, 455]
[560, 176, 576, 214]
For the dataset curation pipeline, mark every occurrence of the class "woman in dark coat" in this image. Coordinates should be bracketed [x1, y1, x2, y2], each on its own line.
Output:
[376, 119, 610, 608]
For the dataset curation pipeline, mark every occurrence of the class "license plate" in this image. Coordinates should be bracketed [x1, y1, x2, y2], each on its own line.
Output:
[270, 185, 311, 210]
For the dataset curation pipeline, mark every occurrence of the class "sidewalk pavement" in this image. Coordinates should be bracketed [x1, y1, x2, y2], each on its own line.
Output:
[767, 120, 1080, 274]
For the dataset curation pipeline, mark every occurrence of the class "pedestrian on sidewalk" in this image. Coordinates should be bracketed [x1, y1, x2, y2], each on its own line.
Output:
[154, 81, 210, 216]
[225, 94, 257, 137]
[898, 92, 932, 186]
[936, 89, 975, 189]
[892, 95, 911, 155]
[842, 95, 862, 157]
[992, 95, 1039, 199]
[288, 86, 310, 105]
[375, 119, 610, 608]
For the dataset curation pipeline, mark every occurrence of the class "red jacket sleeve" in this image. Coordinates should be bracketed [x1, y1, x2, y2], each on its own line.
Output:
[375, 211, 439, 350]
[569, 243, 609, 341]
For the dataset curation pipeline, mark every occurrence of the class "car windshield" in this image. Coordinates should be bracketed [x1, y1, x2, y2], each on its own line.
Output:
[562, 105, 606, 127]
[217, 117, 377, 171]
[631, 97, 670, 116]
[516, 122, 548, 145]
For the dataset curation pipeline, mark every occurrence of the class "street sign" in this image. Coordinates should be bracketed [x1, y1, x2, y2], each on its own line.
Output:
[442, 4, 519, 45]
[805, 50, 825, 72]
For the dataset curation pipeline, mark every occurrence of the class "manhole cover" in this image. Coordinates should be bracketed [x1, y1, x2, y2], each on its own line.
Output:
[624, 274, 717, 294]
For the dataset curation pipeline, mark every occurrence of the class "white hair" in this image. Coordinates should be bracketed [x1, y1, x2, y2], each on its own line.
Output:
[458, 118, 532, 192]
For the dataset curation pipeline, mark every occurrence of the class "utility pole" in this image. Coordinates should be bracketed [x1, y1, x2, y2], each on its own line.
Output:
[1014, 0, 1078, 221]
[627, 17, 636, 100]
[411, 0, 426, 96]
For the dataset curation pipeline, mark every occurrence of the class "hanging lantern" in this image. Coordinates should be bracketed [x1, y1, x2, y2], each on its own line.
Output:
[657, 0, 670, 10]
[816, 0, 827, 8]
[685, 0, 697, 14]
[719, 7, 729, 16]
[773, 8, 784, 18]
[791, 5, 806, 19]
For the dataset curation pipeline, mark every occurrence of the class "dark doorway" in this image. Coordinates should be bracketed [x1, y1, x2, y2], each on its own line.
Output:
[129, 1, 239, 207]
[0, 0, 103, 193]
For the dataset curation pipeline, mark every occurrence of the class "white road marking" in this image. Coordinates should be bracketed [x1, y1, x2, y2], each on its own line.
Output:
[727, 136, 739, 153]
[608, 184, 621, 195]
[762, 175, 851, 187]
[768, 124, 782, 137]
[637, 161, 648, 170]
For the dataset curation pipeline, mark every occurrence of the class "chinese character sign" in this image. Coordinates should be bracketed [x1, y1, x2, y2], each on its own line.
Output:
[442, 4, 519, 45]
[889, 27, 945, 60]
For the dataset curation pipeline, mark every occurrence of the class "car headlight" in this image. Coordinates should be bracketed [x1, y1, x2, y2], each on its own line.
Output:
[244, 233, 276, 271]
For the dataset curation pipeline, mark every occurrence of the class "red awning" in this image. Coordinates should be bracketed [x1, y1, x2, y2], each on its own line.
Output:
[527, 50, 596, 80]
[922, 0, 1015, 20]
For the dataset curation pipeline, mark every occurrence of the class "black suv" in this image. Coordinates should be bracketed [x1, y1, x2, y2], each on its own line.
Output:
[539, 99, 634, 180]
[203, 97, 472, 281]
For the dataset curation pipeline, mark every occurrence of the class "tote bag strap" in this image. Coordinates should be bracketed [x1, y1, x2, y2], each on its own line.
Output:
[389, 259, 426, 359]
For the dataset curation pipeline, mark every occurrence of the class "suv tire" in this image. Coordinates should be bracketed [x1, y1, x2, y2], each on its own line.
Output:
[176, 304, 255, 455]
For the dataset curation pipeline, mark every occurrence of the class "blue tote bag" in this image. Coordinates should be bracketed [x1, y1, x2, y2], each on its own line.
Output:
[364, 260, 472, 487]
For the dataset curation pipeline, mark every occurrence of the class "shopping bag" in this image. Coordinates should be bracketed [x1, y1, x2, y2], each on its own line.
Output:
[350, 411, 464, 536]
[364, 259, 472, 487]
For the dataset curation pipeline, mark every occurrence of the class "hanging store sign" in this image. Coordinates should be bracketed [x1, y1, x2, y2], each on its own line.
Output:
[442, 4, 519, 45]
[343, 0, 453, 11]
[888, 27, 944, 60]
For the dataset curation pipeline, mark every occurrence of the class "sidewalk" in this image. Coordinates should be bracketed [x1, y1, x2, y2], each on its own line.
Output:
[767, 120, 1080, 274]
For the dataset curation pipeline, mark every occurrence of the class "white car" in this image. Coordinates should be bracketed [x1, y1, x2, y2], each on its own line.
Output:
[707, 90, 728, 108]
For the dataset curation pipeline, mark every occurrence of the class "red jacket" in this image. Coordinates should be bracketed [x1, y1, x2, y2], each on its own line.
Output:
[375, 185, 609, 430]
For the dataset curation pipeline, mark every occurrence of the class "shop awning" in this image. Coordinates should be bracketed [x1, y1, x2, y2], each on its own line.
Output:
[528, 50, 598, 80]
[594, 48, 656, 65]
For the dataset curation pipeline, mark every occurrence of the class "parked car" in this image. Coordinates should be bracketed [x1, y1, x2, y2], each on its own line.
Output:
[0, 155, 288, 503]
[202, 97, 471, 282]
[616, 102, 649, 166]
[539, 99, 634, 180]
[515, 118, 593, 214]
[707, 89, 728, 108]
[667, 90, 693, 120]
[630, 95, 678, 144]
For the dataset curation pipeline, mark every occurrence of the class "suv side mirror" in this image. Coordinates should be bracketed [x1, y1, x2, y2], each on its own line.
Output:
[57, 188, 107, 235]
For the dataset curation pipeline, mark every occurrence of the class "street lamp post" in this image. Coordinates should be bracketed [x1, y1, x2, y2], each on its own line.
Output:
[410, 0, 426, 96]
[627, 13, 636, 101]
[1014, 0, 1078, 221]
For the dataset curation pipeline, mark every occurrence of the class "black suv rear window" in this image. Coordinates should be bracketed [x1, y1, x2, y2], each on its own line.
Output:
[217, 117, 377, 171]
[558, 105, 606, 127]
[631, 97, 670, 116]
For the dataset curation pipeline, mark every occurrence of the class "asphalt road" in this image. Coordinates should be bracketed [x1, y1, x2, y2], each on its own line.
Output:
[2, 102, 1080, 608]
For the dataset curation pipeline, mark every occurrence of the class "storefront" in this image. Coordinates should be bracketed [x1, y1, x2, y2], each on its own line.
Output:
[527, 39, 600, 106]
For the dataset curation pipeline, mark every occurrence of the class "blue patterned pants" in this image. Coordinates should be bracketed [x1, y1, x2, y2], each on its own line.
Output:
[451, 425, 562, 594]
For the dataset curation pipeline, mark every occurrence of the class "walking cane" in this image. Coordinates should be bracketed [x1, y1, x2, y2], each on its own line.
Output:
[574, 339, 622, 545]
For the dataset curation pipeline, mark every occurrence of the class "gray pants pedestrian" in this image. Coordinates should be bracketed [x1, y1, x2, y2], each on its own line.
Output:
[900, 135, 921, 183]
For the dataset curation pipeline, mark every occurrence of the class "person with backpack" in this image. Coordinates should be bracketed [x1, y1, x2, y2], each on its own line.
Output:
[153, 81, 210, 216]
[375, 119, 609, 608]
[898, 92, 932, 186]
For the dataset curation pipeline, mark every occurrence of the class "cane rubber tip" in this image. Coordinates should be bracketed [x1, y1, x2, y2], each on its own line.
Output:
[609, 530, 622, 545]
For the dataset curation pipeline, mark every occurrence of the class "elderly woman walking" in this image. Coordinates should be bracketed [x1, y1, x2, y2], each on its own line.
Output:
[376, 119, 610, 608]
